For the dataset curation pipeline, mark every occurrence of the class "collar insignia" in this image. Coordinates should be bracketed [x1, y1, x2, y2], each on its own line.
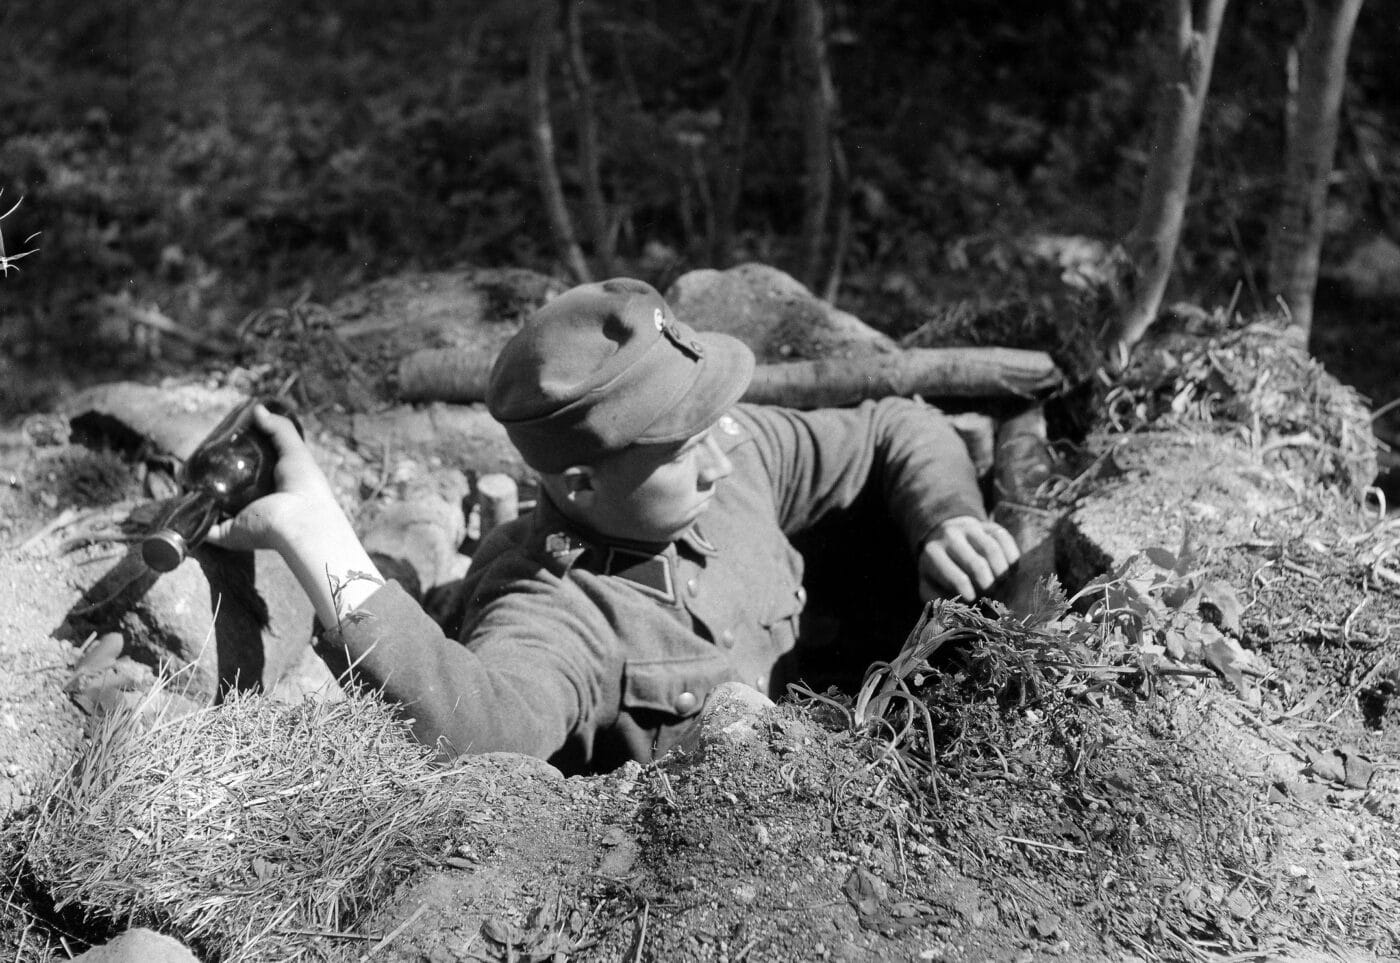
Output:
[546, 532, 584, 557]
[604, 547, 677, 604]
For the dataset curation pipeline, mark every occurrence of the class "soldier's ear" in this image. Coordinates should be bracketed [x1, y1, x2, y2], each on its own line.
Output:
[561, 467, 594, 505]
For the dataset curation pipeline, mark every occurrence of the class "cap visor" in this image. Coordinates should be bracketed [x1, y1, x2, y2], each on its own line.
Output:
[633, 332, 755, 445]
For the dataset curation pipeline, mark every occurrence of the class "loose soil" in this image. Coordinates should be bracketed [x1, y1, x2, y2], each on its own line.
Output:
[1, 317, 1398, 962]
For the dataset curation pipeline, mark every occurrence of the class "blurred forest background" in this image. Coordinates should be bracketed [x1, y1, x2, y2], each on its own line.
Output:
[0, 0, 1397, 421]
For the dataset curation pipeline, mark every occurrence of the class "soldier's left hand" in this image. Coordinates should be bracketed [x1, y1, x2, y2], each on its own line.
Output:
[919, 516, 1020, 603]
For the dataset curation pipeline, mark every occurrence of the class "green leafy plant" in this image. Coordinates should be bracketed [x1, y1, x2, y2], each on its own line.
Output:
[1065, 526, 1258, 700]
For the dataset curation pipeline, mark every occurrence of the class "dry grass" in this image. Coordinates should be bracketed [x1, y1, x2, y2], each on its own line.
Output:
[1106, 312, 1378, 494]
[20, 683, 461, 961]
[817, 597, 1376, 957]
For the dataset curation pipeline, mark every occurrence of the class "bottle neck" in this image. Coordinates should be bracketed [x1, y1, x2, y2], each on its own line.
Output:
[142, 490, 218, 572]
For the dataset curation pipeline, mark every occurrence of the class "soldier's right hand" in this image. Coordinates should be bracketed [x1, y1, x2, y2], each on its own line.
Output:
[206, 405, 344, 553]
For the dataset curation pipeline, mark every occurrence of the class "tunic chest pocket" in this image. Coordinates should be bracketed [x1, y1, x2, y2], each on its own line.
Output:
[623, 656, 734, 719]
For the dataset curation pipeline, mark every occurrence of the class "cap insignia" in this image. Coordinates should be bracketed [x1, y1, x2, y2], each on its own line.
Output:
[652, 310, 700, 358]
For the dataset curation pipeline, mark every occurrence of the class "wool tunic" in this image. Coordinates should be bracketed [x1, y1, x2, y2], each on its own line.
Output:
[316, 398, 984, 774]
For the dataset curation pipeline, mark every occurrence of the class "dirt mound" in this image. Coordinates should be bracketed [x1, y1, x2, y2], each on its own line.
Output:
[3, 310, 1398, 961]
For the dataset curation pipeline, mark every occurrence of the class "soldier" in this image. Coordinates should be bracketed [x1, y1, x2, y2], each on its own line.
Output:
[210, 278, 1018, 773]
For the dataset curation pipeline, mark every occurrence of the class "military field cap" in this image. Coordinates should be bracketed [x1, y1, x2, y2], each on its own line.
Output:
[487, 278, 756, 473]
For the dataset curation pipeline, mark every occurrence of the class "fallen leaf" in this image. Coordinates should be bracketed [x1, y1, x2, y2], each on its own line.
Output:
[1304, 745, 1347, 784]
[77, 632, 125, 672]
[1197, 580, 1244, 634]
[843, 866, 886, 920]
[1342, 750, 1375, 790]
[1200, 623, 1258, 696]
[482, 917, 514, 946]
[1031, 911, 1061, 938]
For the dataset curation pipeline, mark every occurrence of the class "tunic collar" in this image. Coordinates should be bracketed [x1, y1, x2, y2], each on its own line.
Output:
[531, 494, 716, 602]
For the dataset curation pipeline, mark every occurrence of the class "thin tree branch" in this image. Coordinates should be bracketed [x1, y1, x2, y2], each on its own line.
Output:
[1265, 0, 1366, 336]
[563, 0, 616, 276]
[711, 0, 783, 266]
[793, 0, 835, 289]
[1111, 0, 1229, 355]
[527, 0, 591, 283]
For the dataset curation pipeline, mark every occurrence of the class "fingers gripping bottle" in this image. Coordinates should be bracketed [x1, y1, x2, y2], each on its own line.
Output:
[141, 398, 300, 573]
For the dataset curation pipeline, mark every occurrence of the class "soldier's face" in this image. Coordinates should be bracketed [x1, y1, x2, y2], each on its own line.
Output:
[580, 424, 733, 542]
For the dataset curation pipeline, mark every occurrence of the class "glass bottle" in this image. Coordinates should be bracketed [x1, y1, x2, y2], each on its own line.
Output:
[141, 398, 299, 572]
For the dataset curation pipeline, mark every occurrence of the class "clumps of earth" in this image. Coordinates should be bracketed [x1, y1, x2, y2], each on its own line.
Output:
[1, 267, 1398, 962]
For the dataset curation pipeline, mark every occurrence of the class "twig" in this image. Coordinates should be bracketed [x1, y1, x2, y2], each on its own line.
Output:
[358, 903, 427, 960]
[631, 900, 649, 963]
[1325, 655, 1390, 724]
[98, 295, 234, 356]
[1341, 595, 1370, 642]
[1370, 396, 1400, 424]
[11, 508, 80, 554]
[997, 835, 1085, 856]
[280, 928, 377, 941]
[1259, 432, 1322, 457]
[1211, 699, 1309, 762]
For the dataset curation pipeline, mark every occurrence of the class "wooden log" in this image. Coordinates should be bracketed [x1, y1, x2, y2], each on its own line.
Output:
[474, 473, 519, 537]
[398, 345, 1064, 407]
[989, 404, 1063, 618]
[741, 348, 1064, 406]
[398, 351, 498, 404]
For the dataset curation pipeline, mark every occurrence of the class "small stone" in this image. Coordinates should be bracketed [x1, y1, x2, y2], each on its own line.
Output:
[68, 928, 198, 963]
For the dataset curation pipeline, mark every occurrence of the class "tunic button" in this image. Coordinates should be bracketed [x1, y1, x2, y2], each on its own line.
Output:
[674, 691, 698, 714]
[720, 629, 735, 649]
[795, 586, 807, 605]
[686, 578, 699, 597]
[753, 675, 768, 692]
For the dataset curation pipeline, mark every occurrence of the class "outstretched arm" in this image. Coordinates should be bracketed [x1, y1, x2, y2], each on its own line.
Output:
[207, 405, 598, 760]
[205, 405, 385, 628]
[739, 399, 1020, 601]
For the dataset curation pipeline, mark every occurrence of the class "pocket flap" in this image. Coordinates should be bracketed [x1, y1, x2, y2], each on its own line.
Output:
[624, 657, 732, 718]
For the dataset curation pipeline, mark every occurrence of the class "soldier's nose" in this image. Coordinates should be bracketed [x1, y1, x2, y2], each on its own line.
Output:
[698, 436, 732, 485]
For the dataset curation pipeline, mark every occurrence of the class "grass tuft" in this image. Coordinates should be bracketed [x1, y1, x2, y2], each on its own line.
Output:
[19, 681, 460, 961]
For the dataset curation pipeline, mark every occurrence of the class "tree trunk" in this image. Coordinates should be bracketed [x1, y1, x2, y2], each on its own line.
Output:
[822, 137, 851, 303]
[527, 0, 591, 284]
[792, 0, 835, 290]
[1110, 0, 1229, 355]
[562, 0, 617, 276]
[711, 0, 782, 266]
[1266, 0, 1366, 338]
